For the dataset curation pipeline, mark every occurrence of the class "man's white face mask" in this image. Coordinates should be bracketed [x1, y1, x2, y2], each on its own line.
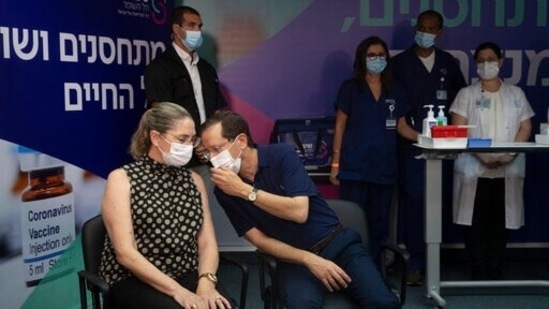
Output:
[209, 139, 242, 174]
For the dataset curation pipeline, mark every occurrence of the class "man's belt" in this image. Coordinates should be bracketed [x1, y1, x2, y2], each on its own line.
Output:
[309, 224, 344, 254]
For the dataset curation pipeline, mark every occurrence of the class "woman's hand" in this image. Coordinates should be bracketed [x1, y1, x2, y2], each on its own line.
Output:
[196, 286, 232, 309]
[475, 153, 500, 169]
[476, 153, 516, 169]
[173, 287, 207, 309]
[329, 166, 340, 185]
[496, 153, 516, 166]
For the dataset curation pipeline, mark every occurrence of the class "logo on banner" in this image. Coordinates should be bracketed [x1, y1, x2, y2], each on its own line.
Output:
[150, 0, 168, 25]
[117, 0, 168, 25]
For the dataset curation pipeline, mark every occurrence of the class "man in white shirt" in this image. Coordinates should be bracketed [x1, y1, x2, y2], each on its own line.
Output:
[144, 5, 227, 217]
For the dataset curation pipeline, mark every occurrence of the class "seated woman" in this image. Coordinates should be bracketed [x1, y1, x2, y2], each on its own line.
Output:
[99, 102, 234, 309]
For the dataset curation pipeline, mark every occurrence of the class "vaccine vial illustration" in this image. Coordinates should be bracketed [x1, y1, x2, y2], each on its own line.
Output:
[19, 147, 75, 287]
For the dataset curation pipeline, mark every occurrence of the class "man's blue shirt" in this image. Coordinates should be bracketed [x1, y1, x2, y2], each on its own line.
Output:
[214, 144, 340, 250]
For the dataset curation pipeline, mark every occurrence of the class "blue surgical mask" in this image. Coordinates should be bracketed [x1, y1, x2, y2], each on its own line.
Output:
[415, 31, 436, 49]
[366, 57, 387, 75]
[181, 29, 203, 50]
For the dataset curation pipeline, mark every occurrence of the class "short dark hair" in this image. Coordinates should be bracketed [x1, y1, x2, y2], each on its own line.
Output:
[474, 42, 503, 60]
[202, 111, 254, 146]
[170, 6, 200, 28]
[417, 10, 444, 29]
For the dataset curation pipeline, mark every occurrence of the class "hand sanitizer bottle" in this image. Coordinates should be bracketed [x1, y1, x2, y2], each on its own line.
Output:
[422, 105, 437, 137]
[436, 105, 447, 126]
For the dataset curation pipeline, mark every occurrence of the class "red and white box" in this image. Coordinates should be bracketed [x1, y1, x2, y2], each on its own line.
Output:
[419, 125, 468, 149]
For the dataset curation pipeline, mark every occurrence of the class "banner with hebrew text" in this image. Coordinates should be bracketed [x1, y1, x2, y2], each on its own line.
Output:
[0, 1, 172, 308]
[1, 1, 549, 308]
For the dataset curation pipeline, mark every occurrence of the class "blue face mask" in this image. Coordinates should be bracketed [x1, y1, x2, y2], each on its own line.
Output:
[181, 29, 203, 50]
[415, 31, 436, 49]
[366, 57, 387, 75]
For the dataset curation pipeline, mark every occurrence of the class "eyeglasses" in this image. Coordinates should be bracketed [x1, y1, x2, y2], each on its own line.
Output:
[366, 53, 386, 61]
[202, 139, 233, 160]
[163, 132, 201, 148]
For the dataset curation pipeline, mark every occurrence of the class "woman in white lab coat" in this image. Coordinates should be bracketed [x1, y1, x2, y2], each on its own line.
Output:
[449, 42, 534, 280]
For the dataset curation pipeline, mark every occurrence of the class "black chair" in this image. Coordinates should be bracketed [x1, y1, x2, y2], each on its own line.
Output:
[78, 215, 250, 309]
[78, 215, 109, 309]
[219, 252, 250, 309]
[258, 199, 409, 309]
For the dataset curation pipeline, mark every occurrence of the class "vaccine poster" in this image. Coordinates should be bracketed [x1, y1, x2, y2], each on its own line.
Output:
[1, 0, 549, 308]
[0, 0, 172, 308]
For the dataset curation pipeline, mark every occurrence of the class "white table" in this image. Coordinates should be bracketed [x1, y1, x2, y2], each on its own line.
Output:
[416, 142, 549, 308]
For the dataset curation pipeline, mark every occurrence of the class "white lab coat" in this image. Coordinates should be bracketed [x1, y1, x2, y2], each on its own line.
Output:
[449, 81, 535, 229]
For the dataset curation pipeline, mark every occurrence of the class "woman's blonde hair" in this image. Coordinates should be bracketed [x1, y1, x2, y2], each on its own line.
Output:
[130, 102, 192, 159]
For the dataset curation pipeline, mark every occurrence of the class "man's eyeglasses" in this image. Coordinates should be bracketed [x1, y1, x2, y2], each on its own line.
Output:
[202, 139, 233, 160]
[163, 132, 201, 148]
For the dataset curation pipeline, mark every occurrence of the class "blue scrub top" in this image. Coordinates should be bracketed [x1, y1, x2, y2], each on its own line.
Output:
[335, 79, 409, 184]
[391, 46, 466, 134]
[214, 144, 340, 250]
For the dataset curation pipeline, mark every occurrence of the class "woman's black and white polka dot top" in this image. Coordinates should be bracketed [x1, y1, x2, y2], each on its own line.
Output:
[99, 155, 204, 286]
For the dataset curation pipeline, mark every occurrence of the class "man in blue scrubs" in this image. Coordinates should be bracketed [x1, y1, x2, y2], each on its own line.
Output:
[391, 10, 467, 286]
[201, 111, 399, 309]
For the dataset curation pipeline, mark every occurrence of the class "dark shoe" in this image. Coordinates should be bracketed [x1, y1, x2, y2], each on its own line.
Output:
[405, 270, 424, 286]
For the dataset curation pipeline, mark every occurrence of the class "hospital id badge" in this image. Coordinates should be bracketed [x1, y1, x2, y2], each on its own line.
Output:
[475, 98, 491, 109]
[480, 97, 491, 109]
[385, 99, 396, 129]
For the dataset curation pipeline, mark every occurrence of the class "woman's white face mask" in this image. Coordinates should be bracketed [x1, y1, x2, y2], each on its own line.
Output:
[158, 135, 193, 167]
[477, 61, 500, 80]
[209, 139, 242, 174]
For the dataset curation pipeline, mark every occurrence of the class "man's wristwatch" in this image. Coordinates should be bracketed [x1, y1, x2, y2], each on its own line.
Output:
[248, 187, 259, 202]
[198, 272, 218, 285]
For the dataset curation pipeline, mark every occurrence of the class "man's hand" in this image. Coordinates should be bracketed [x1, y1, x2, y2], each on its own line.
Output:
[304, 253, 351, 292]
[210, 167, 246, 197]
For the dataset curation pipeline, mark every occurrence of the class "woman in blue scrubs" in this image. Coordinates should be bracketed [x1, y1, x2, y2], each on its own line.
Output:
[330, 36, 413, 261]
